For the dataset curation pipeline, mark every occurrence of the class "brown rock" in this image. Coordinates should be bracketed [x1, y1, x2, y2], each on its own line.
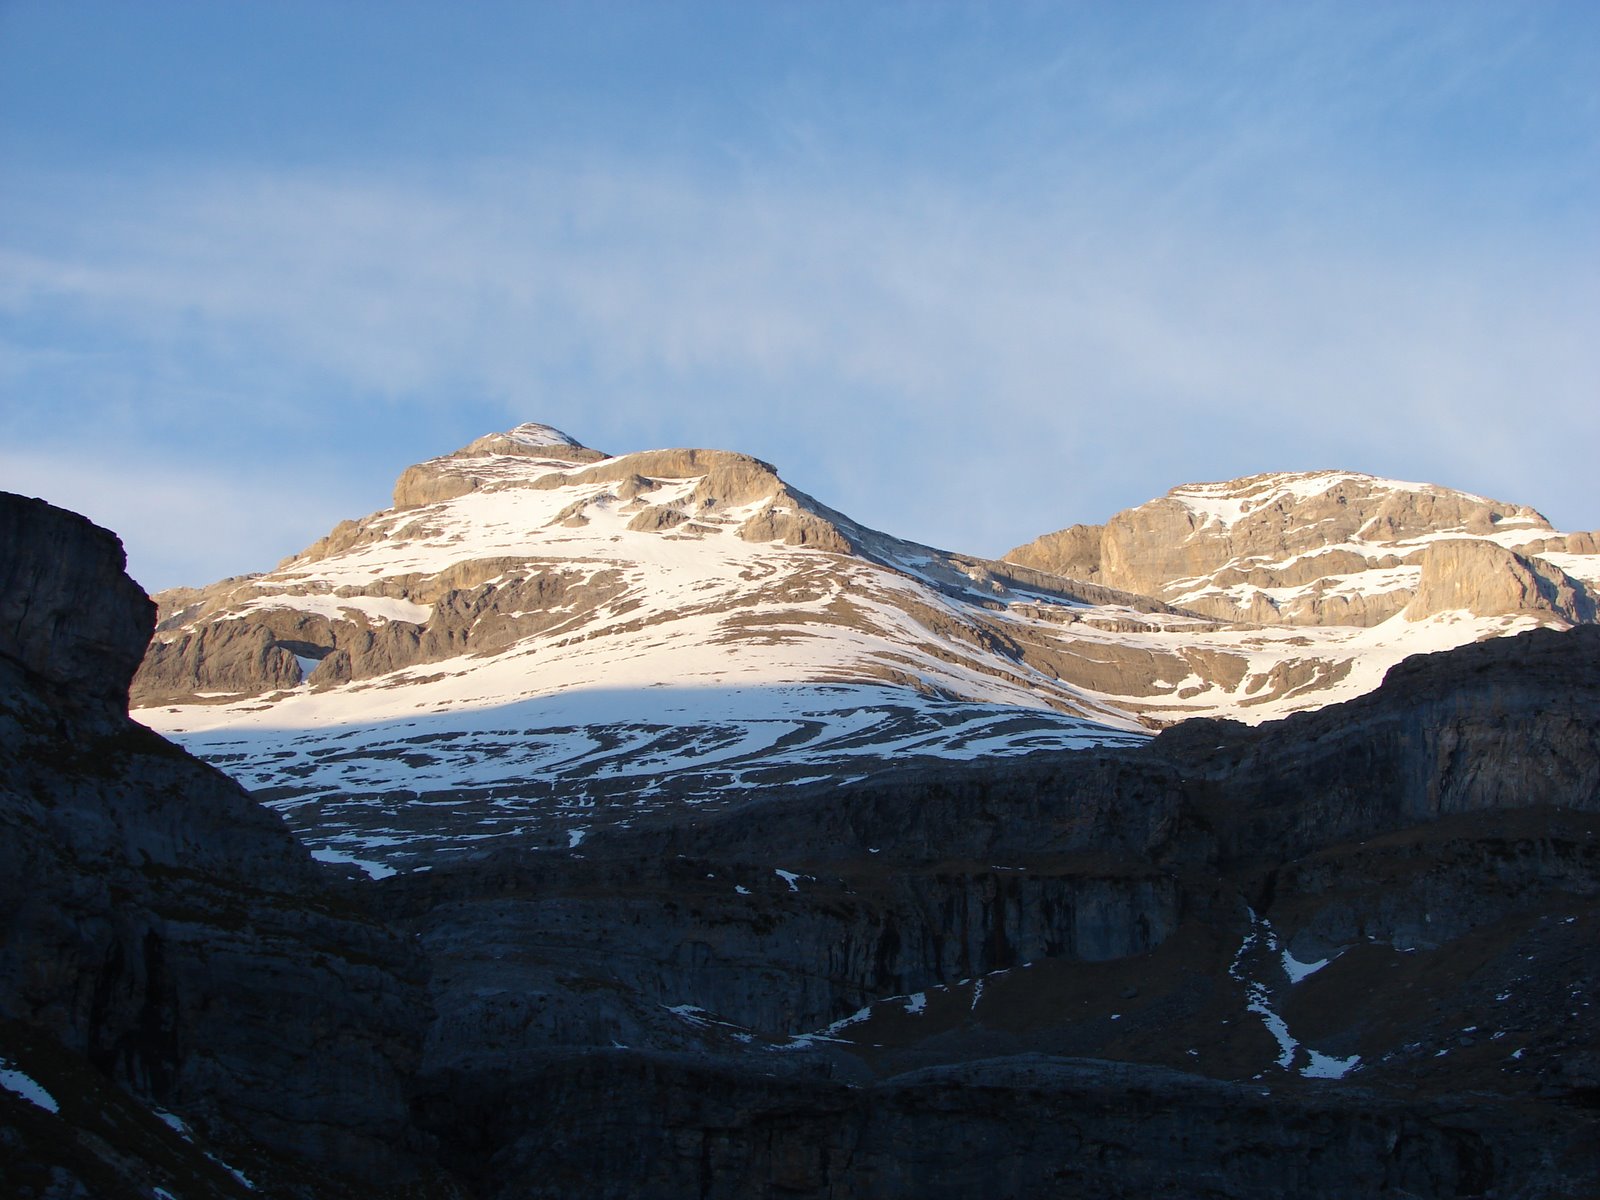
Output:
[1004, 523, 1104, 582]
[133, 620, 302, 704]
[394, 422, 608, 508]
[1403, 539, 1593, 623]
[628, 505, 690, 533]
[1006, 472, 1590, 629]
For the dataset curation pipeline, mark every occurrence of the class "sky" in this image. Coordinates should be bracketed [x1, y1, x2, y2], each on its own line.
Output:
[2, 1, 1596, 593]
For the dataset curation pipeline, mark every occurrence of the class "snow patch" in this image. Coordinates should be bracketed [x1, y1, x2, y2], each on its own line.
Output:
[1302, 1049, 1361, 1080]
[240, 593, 433, 625]
[506, 422, 583, 449]
[205, 1152, 256, 1190]
[1282, 949, 1333, 983]
[1231, 911, 1358, 1078]
[153, 1107, 194, 1140]
[309, 846, 398, 880]
[0, 1058, 58, 1114]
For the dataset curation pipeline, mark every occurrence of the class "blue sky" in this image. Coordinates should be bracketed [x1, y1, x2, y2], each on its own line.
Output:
[2, 1, 1596, 591]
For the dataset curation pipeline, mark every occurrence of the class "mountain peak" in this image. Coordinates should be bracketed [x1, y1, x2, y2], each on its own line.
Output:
[393, 421, 608, 507]
[455, 421, 598, 460]
[1006, 467, 1578, 627]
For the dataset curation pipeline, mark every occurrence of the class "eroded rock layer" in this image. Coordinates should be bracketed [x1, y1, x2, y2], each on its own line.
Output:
[1006, 470, 1600, 627]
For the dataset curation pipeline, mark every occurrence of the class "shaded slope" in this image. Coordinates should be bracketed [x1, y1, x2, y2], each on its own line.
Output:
[0, 492, 441, 1198]
[389, 626, 1599, 1199]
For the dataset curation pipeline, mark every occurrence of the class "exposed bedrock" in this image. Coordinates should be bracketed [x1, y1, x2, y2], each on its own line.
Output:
[1005, 472, 1598, 626]
[0, 496, 434, 1193]
[392, 623, 1599, 1197]
[131, 565, 631, 704]
[393, 425, 608, 507]
[1154, 623, 1600, 863]
[0, 491, 156, 714]
[1404, 537, 1594, 623]
[413, 864, 1182, 1072]
[133, 615, 305, 702]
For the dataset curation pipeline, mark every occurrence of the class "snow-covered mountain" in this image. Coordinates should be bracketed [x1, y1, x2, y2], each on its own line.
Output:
[131, 425, 1597, 874]
[1006, 469, 1599, 626]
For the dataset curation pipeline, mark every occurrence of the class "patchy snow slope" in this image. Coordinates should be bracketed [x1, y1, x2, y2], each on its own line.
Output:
[135, 430, 1586, 871]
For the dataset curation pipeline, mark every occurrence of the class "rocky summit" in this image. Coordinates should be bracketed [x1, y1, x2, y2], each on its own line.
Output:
[126, 426, 1598, 874]
[1006, 469, 1599, 627]
[1, 485, 1597, 1199]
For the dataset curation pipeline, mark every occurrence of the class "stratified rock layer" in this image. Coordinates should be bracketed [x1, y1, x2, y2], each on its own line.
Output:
[389, 624, 1599, 1199]
[1007, 470, 1600, 627]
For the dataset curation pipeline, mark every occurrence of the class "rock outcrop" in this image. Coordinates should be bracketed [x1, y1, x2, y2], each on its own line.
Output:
[1007, 470, 1600, 627]
[393, 421, 608, 507]
[0, 492, 156, 715]
[1404, 537, 1595, 623]
[0, 492, 435, 1197]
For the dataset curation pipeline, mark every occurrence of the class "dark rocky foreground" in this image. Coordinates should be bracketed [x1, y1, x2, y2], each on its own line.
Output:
[2, 491, 1596, 1198]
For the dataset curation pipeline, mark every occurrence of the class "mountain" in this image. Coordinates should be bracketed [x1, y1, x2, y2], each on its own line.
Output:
[4, 491, 1596, 1198]
[129, 426, 1598, 874]
[1005, 469, 1599, 626]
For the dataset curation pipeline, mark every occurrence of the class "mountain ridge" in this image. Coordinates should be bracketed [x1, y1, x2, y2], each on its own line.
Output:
[1005, 467, 1599, 626]
[124, 424, 1597, 873]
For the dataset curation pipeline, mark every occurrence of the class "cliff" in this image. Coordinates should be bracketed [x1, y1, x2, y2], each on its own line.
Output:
[0, 492, 438, 1198]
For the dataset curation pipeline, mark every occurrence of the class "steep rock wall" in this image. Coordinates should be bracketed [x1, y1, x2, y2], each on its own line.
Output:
[0, 496, 433, 1192]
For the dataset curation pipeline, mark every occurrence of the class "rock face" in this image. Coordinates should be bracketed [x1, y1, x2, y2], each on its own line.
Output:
[388, 622, 1599, 1199]
[1404, 537, 1595, 622]
[393, 421, 609, 507]
[1007, 470, 1600, 627]
[0, 492, 155, 714]
[0, 492, 433, 1198]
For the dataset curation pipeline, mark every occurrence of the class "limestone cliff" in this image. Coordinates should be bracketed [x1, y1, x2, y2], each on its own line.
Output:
[0, 493, 434, 1196]
[392, 421, 608, 507]
[1007, 470, 1600, 628]
[392, 623, 1600, 1200]
[132, 426, 871, 707]
[1403, 537, 1595, 623]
